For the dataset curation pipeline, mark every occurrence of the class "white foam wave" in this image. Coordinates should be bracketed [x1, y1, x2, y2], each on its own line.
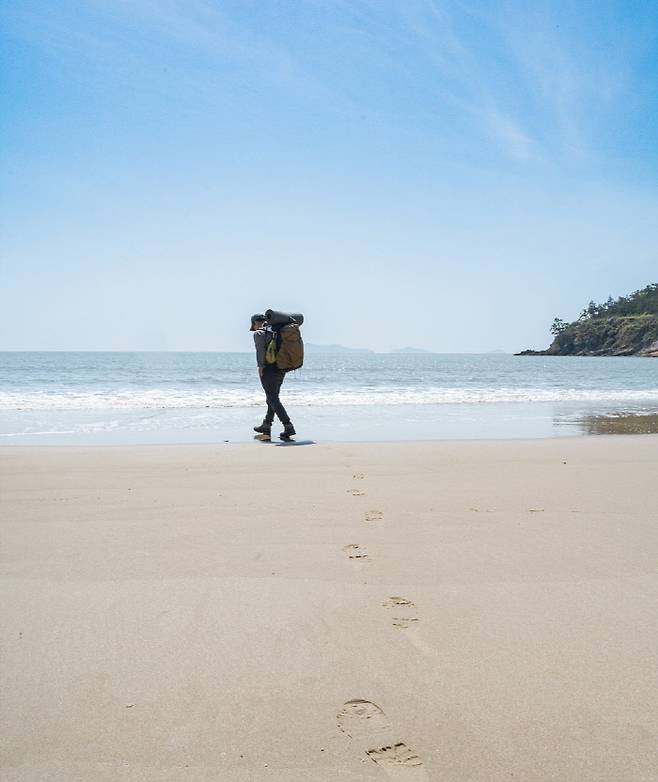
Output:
[1, 386, 658, 411]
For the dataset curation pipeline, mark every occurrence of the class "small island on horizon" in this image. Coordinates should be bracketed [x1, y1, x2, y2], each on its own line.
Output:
[516, 283, 658, 357]
[390, 346, 434, 354]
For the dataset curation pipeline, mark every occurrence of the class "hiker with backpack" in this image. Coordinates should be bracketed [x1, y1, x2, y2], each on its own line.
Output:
[250, 310, 304, 441]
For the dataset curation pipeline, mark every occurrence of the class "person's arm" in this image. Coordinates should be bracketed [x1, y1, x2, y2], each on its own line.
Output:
[253, 331, 266, 375]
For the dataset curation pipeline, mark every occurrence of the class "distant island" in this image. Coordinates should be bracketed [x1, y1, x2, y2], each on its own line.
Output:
[391, 347, 434, 354]
[306, 343, 375, 354]
[516, 283, 658, 357]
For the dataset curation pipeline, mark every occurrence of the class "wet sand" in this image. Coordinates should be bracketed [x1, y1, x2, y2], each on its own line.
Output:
[1, 436, 657, 780]
[577, 412, 658, 435]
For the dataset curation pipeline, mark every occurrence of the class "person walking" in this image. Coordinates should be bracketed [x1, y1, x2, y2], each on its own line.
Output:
[250, 313, 296, 440]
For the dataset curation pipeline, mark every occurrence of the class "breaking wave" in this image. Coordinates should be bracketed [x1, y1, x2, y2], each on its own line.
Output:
[2, 386, 658, 411]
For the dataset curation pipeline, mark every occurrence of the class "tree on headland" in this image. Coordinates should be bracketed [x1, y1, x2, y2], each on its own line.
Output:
[552, 284, 658, 334]
[550, 317, 568, 336]
[576, 284, 658, 321]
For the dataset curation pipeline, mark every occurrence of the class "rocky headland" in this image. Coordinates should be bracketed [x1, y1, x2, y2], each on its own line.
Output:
[517, 284, 658, 357]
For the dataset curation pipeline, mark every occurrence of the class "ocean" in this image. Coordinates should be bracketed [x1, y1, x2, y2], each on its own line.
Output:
[1, 351, 657, 444]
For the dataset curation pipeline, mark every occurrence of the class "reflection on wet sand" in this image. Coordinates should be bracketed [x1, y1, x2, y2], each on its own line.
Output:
[576, 413, 658, 435]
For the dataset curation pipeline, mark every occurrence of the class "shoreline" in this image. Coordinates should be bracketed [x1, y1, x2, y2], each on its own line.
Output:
[2, 406, 658, 447]
[2, 429, 658, 450]
[2, 436, 657, 780]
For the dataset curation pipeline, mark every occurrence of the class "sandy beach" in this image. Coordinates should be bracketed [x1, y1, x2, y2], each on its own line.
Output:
[1, 436, 657, 781]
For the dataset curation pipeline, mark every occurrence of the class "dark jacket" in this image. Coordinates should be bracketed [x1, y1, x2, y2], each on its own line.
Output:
[253, 325, 274, 368]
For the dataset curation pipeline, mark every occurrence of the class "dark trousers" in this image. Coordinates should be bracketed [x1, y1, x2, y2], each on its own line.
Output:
[260, 366, 291, 426]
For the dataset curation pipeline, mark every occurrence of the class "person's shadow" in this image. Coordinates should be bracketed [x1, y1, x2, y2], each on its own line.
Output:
[254, 435, 316, 447]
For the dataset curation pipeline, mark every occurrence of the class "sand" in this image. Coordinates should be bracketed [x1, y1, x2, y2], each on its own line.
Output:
[1, 436, 657, 781]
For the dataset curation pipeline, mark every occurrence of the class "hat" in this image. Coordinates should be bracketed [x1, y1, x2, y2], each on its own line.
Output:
[249, 313, 266, 331]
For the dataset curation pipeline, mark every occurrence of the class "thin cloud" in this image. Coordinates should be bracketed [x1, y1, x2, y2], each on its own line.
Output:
[477, 106, 538, 162]
[491, 4, 591, 158]
[4, 0, 351, 114]
[382, 0, 544, 161]
[480, 1, 658, 161]
[384, 0, 655, 164]
[5, 0, 655, 168]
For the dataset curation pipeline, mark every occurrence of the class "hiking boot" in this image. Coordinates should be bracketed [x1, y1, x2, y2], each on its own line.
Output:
[279, 423, 296, 440]
[253, 422, 272, 435]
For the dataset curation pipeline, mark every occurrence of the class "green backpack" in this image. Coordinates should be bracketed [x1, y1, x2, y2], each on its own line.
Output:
[265, 334, 278, 366]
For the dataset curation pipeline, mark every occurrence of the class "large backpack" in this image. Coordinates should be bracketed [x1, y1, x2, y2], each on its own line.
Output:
[265, 310, 305, 371]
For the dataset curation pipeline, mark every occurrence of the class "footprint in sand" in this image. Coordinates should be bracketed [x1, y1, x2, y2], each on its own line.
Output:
[337, 699, 390, 737]
[337, 699, 428, 780]
[365, 510, 384, 523]
[382, 596, 418, 629]
[391, 617, 419, 629]
[382, 597, 415, 609]
[382, 598, 436, 657]
[343, 543, 368, 560]
[367, 743, 425, 771]
[347, 488, 366, 497]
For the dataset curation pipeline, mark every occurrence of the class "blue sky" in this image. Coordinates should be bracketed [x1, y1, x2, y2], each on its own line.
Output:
[1, 0, 657, 351]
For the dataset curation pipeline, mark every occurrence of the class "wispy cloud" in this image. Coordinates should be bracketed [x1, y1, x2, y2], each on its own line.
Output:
[5, 0, 655, 169]
[491, 4, 592, 158]
[373, 0, 654, 164]
[4, 0, 351, 115]
[465, 0, 657, 162]
[476, 106, 538, 161]
[364, 0, 545, 161]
